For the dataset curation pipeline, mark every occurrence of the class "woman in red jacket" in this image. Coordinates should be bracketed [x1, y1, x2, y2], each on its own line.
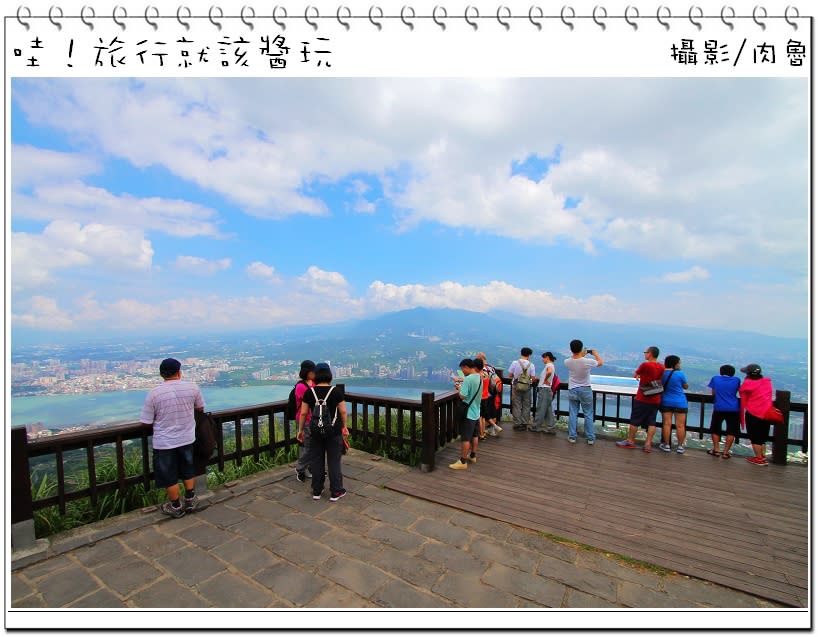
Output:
[739, 363, 774, 466]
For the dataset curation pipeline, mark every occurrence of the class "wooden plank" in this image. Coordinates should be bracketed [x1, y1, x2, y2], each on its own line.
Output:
[386, 432, 808, 607]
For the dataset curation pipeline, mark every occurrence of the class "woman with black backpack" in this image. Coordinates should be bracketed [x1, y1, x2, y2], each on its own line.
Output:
[297, 362, 348, 501]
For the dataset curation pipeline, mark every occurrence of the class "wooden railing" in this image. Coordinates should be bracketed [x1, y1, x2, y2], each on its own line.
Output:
[10, 384, 463, 548]
[10, 379, 806, 548]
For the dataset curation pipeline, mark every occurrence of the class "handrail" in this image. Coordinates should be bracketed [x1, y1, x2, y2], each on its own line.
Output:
[10, 380, 807, 548]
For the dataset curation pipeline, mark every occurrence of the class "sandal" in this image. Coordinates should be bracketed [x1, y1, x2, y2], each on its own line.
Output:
[642, 446, 652, 453]
[707, 449, 721, 457]
[721, 452, 732, 459]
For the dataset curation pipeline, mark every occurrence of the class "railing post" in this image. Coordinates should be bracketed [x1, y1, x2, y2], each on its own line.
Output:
[420, 392, 436, 472]
[772, 390, 791, 466]
[11, 427, 36, 550]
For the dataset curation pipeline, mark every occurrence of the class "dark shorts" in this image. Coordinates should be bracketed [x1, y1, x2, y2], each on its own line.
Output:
[480, 397, 495, 420]
[153, 443, 195, 488]
[459, 418, 480, 441]
[631, 399, 660, 429]
[710, 411, 740, 437]
[745, 412, 770, 445]
[660, 406, 688, 414]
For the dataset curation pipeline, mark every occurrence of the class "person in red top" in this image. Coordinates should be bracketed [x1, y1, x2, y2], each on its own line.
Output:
[617, 346, 664, 452]
[473, 357, 490, 440]
[739, 363, 774, 466]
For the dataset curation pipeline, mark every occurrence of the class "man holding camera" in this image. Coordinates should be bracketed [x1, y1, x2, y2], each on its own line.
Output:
[564, 340, 604, 445]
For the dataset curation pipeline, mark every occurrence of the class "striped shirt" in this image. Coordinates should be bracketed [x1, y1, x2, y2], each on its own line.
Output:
[140, 380, 205, 450]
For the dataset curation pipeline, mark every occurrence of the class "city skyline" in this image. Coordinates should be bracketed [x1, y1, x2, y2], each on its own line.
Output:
[11, 78, 808, 339]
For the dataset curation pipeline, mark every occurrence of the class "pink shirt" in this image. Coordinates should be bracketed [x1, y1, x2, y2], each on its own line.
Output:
[295, 380, 314, 424]
[739, 376, 773, 419]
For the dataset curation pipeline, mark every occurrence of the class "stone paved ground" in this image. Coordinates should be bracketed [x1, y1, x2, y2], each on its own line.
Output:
[11, 449, 782, 609]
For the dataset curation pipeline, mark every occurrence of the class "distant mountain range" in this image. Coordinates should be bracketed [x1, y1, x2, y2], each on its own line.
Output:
[304, 307, 807, 363]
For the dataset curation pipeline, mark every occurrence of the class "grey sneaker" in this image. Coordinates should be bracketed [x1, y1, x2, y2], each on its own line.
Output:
[184, 494, 198, 514]
[587, 439, 595, 446]
[659, 443, 672, 453]
[160, 501, 185, 518]
[676, 446, 686, 454]
[568, 437, 577, 444]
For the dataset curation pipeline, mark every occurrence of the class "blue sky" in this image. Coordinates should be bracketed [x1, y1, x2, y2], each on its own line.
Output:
[10, 78, 808, 339]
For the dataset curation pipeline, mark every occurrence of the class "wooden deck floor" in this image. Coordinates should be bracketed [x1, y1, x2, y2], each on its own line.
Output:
[386, 430, 808, 607]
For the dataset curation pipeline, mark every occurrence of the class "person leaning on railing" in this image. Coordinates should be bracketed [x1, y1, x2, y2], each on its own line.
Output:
[139, 358, 205, 518]
[739, 363, 774, 467]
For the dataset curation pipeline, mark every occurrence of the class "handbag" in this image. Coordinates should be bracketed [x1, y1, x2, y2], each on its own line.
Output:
[641, 369, 673, 396]
[764, 404, 785, 424]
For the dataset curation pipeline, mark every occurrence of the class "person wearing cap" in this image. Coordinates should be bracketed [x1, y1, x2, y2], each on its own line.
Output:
[298, 362, 348, 501]
[293, 360, 316, 483]
[739, 363, 774, 466]
[140, 358, 205, 518]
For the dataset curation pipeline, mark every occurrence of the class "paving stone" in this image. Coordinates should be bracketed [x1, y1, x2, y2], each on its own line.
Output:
[195, 504, 249, 529]
[317, 505, 378, 535]
[574, 551, 662, 590]
[361, 501, 418, 528]
[123, 526, 182, 560]
[564, 588, 621, 608]
[224, 492, 257, 508]
[12, 595, 46, 608]
[661, 575, 762, 608]
[305, 586, 377, 608]
[357, 484, 409, 506]
[366, 523, 427, 553]
[278, 491, 328, 514]
[401, 498, 454, 520]
[536, 554, 618, 603]
[238, 498, 295, 521]
[161, 546, 227, 586]
[418, 541, 489, 576]
[515, 597, 547, 608]
[74, 538, 127, 569]
[176, 522, 236, 550]
[275, 513, 333, 541]
[326, 492, 372, 512]
[94, 553, 163, 597]
[197, 572, 274, 608]
[269, 534, 337, 570]
[11, 573, 33, 602]
[411, 518, 471, 547]
[482, 563, 566, 607]
[319, 555, 391, 598]
[128, 576, 210, 608]
[432, 572, 518, 608]
[368, 547, 446, 589]
[468, 538, 539, 573]
[38, 566, 100, 607]
[255, 561, 327, 606]
[320, 529, 382, 562]
[229, 515, 289, 547]
[372, 578, 453, 608]
[67, 588, 127, 608]
[506, 528, 578, 564]
[20, 554, 73, 580]
[449, 511, 512, 541]
[254, 483, 295, 500]
[211, 538, 278, 575]
[618, 580, 691, 608]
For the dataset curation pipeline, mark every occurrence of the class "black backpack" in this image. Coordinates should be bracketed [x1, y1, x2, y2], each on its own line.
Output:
[309, 386, 339, 438]
[285, 380, 308, 421]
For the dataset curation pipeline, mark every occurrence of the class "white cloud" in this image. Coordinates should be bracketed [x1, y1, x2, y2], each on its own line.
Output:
[175, 256, 231, 274]
[12, 145, 101, 189]
[297, 266, 353, 298]
[643, 266, 711, 284]
[12, 296, 76, 330]
[246, 261, 278, 280]
[366, 280, 627, 321]
[12, 221, 154, 290]
[12, 78, 807, 269]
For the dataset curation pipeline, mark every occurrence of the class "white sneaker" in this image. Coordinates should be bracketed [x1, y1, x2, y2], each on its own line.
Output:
[676, 446, 685, 454]
[488, 426, 498, 437]
[494, 424, 503, 433]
